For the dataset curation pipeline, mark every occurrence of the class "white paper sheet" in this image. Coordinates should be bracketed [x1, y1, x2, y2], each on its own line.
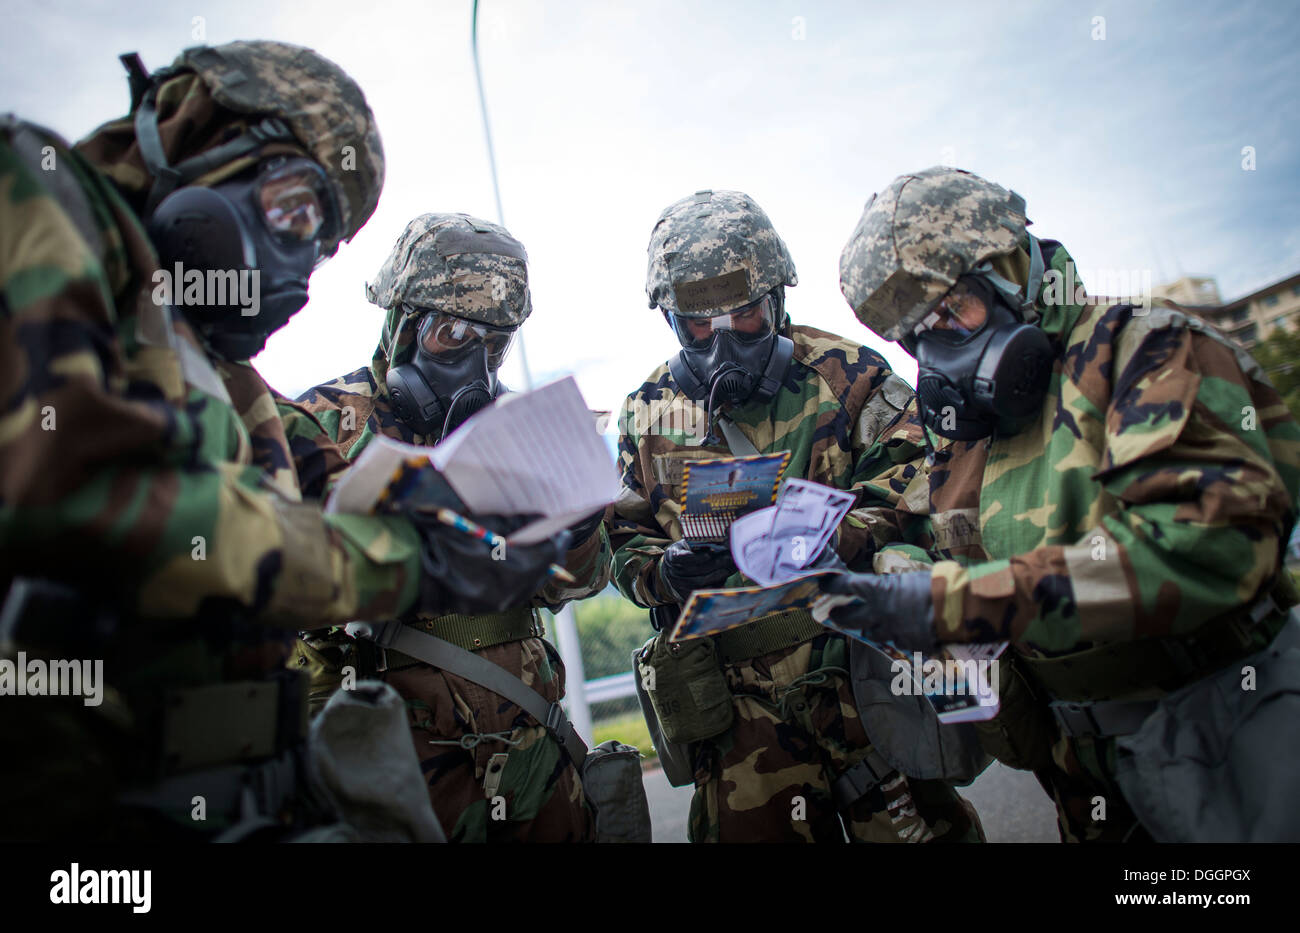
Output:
[729, 479, 856, 586]
[327, 376, 619, 545]
[325, 435, 432, 516]
[767, 479, 857, 580]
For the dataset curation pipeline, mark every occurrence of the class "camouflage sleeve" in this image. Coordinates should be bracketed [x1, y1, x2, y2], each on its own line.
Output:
[0, 136, 420, 629]
[609, 398, 679, 608]
[931, 319, 1300, 650]
[274, 392, 352, 501]
[841, 382, 935, 569]
[532, 519, 613, 609]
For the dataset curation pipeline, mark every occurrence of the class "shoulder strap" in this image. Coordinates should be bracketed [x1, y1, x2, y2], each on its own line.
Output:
[370, 622, 588, 766]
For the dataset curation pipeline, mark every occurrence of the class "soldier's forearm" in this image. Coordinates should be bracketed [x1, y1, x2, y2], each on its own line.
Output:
[533, 524, 613, 608]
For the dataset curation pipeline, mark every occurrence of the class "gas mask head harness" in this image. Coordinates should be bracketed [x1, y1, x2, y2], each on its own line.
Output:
[904, 235, 1053, 442]
[665, 289, 794, 440]
[385, 306, 515, 441]
[125, 57, 343, 361]
[146, 154, 340, 361]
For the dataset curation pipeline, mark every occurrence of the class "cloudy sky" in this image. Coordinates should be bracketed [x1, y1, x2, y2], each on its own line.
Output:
[7, 0, 1299, 415]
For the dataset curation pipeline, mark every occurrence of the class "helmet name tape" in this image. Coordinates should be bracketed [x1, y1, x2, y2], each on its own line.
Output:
[432, 226, 528, 262]
[674, 269, 750, 316]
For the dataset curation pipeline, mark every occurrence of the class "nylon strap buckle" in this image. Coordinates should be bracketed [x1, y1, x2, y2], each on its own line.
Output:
[1051, 701, 1103, 738]
[831, 750, 892, 811]
[544, 702, 568, 741]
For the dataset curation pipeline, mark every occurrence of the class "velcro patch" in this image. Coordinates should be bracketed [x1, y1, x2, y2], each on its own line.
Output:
[674, 269, 749, 315]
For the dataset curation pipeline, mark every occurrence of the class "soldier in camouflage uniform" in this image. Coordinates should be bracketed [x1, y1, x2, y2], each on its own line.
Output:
[827, 166, 1300, 842]
[285, 213, 609, 842]
[0, 43, 562, 841]
[612, 189, 984, 842]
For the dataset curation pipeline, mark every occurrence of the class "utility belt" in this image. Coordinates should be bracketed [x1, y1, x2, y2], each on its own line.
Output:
[99, 670, 313, 838]
[1016, 579, 1295, 741]
[356, 607, 544, 673]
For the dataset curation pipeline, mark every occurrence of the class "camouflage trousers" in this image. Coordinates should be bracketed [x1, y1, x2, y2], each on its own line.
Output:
[295, 633, 595, 843]
[687, 633, 984, 843]
[1031, 732, 1153, 843]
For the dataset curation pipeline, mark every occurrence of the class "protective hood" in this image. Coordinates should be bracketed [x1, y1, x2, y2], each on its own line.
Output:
[75, 71, 307, 216]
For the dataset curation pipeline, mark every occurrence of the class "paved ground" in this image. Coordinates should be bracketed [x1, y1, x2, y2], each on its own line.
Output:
[643, 760, 1059, 843]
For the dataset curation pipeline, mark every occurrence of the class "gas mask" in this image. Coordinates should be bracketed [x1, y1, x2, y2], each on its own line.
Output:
[908, 275, 1053, 441]
[666, 291, 794, 428]
[147, 156, 337, 361]
[386, 309, 515, 440]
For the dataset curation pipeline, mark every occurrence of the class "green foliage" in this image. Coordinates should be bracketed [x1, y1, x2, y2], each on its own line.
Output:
[592, 710, 656, 761]
[572, 587, 652, 681]
[1252, 326, 1300, 421]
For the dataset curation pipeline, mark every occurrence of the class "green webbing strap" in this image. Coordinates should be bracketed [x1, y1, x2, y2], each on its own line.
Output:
[370, 622, 588, 767]
[132, 72, 296, 218]
[712, 609, 825, 664]
[415, 607, 541, 653]
[1018, 587, 1287, 702]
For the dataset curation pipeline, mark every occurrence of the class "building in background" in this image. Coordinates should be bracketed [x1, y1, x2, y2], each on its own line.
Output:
[1153, 275, 1223, 309]
[1157, 273, 1300, 351]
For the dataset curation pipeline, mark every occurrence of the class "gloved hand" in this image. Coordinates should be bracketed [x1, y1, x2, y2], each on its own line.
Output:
[813, 571, 937, 654]
[565, 507, 608, 549]
[657, 539, 736, 603]
[409, 511, 570, 616]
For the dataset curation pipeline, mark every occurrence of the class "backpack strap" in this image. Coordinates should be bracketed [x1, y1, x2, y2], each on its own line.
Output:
[368, 622, 588, 766]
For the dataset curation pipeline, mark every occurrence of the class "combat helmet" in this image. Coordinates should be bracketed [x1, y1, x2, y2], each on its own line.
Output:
[373, 214, 531, 438]
[646, 189, 797, 318]
[839, 166, 1042, 342]
[125, 40, 385, 258]
[370, 213, 531, 364]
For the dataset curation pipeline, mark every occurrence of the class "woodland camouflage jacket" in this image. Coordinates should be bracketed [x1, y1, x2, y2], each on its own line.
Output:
[886, 242, 1300, 656]
[611, 322, 925, 606]
[0, 119, 423, 657]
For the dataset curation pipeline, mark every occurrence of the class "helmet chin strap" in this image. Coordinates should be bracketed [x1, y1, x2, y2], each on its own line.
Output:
[973, 233, 1046, 321]
[123, 53, 299, 219]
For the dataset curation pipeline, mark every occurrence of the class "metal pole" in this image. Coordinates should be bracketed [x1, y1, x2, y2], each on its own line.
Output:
[472, 0, 532, 390]
[553, 605, 593, 745]
[473, 3, 591, 740]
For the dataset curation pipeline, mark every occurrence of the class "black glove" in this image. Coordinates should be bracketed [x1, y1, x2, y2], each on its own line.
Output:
[409, 511, 570, 616]
[657, 539, 736, 603]
[815, 571, 937, 653]
[566, 507, 607, 549]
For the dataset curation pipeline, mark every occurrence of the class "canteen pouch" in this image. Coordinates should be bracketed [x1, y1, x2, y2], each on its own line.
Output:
[1113, 611, 1300, 841]
[633, 632, 728, 788]
[639, 630, 733, 745]
[580, 740, 652, 843]
[970, 653, 1056, 773]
